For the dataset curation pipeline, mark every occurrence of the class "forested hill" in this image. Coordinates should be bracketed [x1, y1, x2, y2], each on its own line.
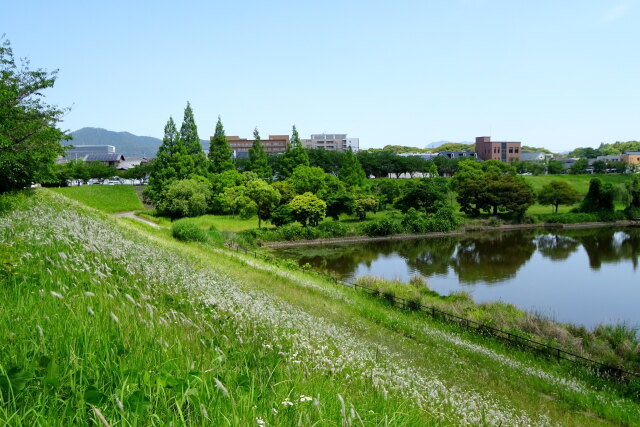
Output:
[67, 127, 209, 158]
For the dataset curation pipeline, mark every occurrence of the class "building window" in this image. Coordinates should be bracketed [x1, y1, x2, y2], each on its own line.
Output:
[509, 147, 513, 153]
[515, 148, 519, 153]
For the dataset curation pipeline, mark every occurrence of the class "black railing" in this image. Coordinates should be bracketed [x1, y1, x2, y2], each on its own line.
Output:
[224, 243, 640, 381]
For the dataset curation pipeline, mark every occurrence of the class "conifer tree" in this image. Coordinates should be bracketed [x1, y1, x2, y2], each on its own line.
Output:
[179, 102, 208, 174]
[208, 115, 234, 174]
[280, 125, 309, 178]
[247, 127, 272, 180]
[144, 116, 194, 204]
[338, 147, 366, 186]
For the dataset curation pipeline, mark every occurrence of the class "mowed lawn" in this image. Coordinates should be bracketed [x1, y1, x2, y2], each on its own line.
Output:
[50, 185, 143, 213]
[523, 173, 635, 194]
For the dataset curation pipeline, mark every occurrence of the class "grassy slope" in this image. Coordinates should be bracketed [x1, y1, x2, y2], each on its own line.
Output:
[1, 190, 638, 425]
[49, 185, 143, 213]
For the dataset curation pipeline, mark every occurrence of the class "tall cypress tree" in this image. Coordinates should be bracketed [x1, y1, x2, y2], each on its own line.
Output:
[144, 116, 193, 204]
[280, 125, 309, 178]
[247, 127, 272, 180]
[179, 102, 208, 175]
[338, 146, 366, 186]
[208, 115, 234, 174]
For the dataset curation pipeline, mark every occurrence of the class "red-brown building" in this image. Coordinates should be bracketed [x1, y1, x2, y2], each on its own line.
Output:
[225, 135, 290, 158]
[474, 136, 521, 163]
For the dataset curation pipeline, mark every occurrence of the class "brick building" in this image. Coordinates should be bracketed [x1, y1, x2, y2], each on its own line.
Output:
[474, 136, 521, 162]
[225, 135, 289, 158]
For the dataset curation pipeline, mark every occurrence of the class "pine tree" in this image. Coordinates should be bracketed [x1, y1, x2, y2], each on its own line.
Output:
[280, 125, 309, 178]
[247, 127, 272, 180]
[338, 147, 366, 186]
[179, 102, 208, 175]
[208, 115, 234, 174]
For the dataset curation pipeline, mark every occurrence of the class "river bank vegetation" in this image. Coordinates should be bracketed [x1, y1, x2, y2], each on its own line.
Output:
[354, 275, 640, 377]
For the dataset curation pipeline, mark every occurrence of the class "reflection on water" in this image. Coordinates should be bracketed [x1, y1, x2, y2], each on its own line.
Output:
[273, 227, 640, 328]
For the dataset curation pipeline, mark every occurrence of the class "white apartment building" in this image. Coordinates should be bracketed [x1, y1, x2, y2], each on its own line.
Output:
[301, 133, 360, 152]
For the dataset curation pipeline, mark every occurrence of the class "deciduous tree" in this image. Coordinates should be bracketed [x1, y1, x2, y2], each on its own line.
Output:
[537, 180, 581, 213]
[245, 179, 281, 228]
[0, 38, 69, 192]
[157, 178, 211, 218]
[289, 192, 326, 226]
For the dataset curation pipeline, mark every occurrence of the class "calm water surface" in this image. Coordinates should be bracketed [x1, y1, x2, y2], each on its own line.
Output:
[273, 228, 640, 328]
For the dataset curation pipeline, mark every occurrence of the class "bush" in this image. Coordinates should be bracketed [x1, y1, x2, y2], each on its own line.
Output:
[272, 224, 321, 241]
[362, 218, 403, 237]
[401, 208, 428, 233]
[171, 220, 208, 243]
[317, 221, 348, 237]
[543, 213, 598, 224]
[271, 205, 295, 227]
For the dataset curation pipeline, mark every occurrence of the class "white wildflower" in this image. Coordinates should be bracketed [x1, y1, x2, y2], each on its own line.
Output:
[114, 395, 124, 411]
[281, 398, 294, 406]
[50, 291, 63, 299]
[110, 312, 119, 323]
[256, 417, 265, 426]
[87, 306, 95, 316]
[84, 291, 95, 297]
[200, 403, 209, 419]
[213, 378, 230, 398]
[299, 395, 312, 402]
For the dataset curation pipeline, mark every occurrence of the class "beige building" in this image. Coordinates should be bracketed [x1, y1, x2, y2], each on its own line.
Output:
[301, 133, 360, 152]
[225, 135, 289, 158]
[475, 136, 521, 163]
[621, 152, 640, 166]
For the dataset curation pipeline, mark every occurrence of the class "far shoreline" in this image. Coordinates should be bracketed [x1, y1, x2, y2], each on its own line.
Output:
[262, 219, 640, 248]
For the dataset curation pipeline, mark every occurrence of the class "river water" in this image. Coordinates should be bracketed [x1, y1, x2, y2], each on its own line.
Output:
[273, 227, 640, 328]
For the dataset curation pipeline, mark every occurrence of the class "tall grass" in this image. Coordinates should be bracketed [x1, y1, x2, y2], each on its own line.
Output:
[0, 190, 539, 425]
[2, 190, 639, 425]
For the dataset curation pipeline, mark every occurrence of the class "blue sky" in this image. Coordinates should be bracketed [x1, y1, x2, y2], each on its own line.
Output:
[3, 0, 639, 151]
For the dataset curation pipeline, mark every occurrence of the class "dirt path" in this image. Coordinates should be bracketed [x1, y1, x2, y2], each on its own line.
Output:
[112, 211, 161, 228]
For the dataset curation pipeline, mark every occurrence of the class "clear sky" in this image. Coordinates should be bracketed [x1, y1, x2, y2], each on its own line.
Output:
[3, 0, 639, 151]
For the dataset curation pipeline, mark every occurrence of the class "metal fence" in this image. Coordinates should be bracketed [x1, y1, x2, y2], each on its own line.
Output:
[225, 243, 640, 381]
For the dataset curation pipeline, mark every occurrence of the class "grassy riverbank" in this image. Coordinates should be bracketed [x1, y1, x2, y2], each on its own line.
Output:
[49, 185, 143, 213]
[1, 189, 640, 424]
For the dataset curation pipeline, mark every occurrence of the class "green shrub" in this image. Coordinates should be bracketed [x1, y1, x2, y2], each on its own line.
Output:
[317, 221, 348, 237]
[272, 224, 321, 241]
[271, 204, 295, 227]
[401, 208, 428, 233]
[171, 220, 208, 242]
[544, 212, 598, 224]
[362, 218, 403, 237]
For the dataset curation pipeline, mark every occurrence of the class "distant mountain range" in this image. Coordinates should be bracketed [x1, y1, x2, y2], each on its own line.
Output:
[67, 128, 209, 158]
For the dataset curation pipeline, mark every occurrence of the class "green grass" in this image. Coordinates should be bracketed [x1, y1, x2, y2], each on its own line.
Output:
[2, 189, 639, 425]
[49, 185, 143, 213]
[523, 173, 635, 194]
